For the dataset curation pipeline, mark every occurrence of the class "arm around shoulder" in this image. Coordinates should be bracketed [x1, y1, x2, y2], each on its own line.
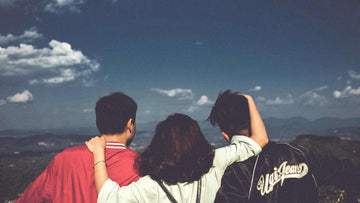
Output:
[243, 95, 268, 148]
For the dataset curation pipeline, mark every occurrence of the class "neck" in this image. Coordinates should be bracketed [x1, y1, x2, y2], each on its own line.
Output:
[101, 133, 127, 145]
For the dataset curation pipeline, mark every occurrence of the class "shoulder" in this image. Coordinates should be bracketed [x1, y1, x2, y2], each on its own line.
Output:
[262, 141, 308, 155]
[60, 144, 89, 154]
[53, 145, 91, 161]
[125, 148, 140, 156]
[227, 141, 308, 169]
[226, 155, 257, 174]
[118, 148, 140, 159]
[110, 148, 139, 164]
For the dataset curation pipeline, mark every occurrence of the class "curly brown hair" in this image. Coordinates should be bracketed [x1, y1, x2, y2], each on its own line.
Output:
[137, 113, 214, 185]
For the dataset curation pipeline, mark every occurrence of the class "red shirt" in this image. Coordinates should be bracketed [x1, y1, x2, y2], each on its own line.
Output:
[16, 142, 140, 203]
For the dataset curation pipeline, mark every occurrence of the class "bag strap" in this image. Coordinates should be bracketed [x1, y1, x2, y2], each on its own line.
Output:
[196, 179, 202, 203]
[157, 180, 178, 203]
[156, 179, 202, 203]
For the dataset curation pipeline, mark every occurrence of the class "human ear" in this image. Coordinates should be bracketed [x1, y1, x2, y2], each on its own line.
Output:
[126, 119, 133, 133]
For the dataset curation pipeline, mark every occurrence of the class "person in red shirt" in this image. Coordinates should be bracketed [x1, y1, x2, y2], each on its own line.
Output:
[16, 92, 140, 203]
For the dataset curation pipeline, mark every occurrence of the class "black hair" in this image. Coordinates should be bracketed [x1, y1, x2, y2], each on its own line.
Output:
[95, 92, 137, 135]
[208, 90, 250, 138]
[137, 113, 214, 184]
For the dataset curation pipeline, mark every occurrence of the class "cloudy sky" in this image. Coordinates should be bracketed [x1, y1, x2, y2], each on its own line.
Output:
[0, 0, 359, 130]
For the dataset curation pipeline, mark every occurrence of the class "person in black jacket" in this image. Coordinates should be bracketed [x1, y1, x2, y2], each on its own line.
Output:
[208, 90, 360, 203]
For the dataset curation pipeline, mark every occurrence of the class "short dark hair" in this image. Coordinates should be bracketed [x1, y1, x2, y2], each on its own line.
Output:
[208, 90, 250, 138]
[95, 92, 137, 135]
[138, 113, 214, 184]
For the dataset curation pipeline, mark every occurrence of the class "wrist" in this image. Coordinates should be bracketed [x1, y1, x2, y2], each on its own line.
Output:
[93, 160, 106, 169]
[94, 152, 105, 162]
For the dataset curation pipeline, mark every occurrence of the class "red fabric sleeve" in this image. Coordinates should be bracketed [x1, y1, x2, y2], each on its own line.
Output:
[15, 158, 57, 203]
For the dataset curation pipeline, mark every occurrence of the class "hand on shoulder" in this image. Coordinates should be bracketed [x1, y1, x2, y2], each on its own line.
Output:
[85, 136, 106, 154]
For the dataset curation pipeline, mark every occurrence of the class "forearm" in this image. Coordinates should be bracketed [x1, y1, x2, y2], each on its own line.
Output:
[245, 95, 268, 147]
[93, 152, 109, 194]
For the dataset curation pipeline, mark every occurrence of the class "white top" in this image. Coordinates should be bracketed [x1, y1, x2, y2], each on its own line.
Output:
[98, 136, 262, 203]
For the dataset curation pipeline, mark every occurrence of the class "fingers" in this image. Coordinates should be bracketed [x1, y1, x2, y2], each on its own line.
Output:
[87, 136, 101, 143]
[85, 136, 104, 153]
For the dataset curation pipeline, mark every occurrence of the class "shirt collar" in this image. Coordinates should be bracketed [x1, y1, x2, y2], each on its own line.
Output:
[106, 142, 127, 149]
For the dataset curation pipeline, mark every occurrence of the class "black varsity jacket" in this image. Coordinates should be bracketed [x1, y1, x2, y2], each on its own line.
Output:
[215, 141, 359, 203]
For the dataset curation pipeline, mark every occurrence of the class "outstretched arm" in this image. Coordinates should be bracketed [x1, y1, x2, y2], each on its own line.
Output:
[85, 136, 108, 194]
[243, 95, 268, 148]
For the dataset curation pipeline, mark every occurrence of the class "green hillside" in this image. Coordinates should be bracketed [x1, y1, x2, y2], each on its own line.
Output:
[291, 135, 360, 203]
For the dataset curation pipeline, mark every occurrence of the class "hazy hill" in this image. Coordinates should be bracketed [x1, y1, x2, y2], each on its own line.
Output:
[1, 117, 359, 159]
[262, 117, 360, 141]
[291, 134, 360, 202]
[1, 117, 359, 139]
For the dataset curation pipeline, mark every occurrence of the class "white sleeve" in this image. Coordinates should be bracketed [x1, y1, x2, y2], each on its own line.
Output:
[213, 135, 262, 170]
[97, 179, 143, 203]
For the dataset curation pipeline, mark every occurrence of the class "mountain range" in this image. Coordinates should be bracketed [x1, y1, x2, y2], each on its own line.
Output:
[0, 117, 359, 158]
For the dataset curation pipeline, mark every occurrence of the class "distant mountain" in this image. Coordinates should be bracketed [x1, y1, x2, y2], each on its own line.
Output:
[262, 117, 360, 141]
[264, 116, 310, 127]
[0, 131, 154, 158]
[0, 127, 99, 137]
[0, 117, 359, 149]
[0, 134, 95, 157]
[200, 117, 360, 142]
[264, 117, 360, 129]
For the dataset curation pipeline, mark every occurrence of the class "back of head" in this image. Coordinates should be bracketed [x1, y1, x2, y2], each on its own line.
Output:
[95, 92, 137, 135]
[208, 90, 250, 138]
[138, 113, 214, 184]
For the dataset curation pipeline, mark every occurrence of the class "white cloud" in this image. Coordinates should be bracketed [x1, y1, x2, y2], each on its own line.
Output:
[314, 86, 328, 92]
[82, 78, 95, 87]
[299, 86, 329, 106]
[301, 91, 329, 106]
[0, 39, 99, 85]
[194, 41, 203, 45]
[249, 86, 262, 91]
[185, 105, 197, 113]
[337, 76, 342, 81]
[44, 0, 85, 13]
[145, 110, 151, 114]
[0, 27, 42, 45]
[0, 99, 6, 105]
[151, 88, 194, 100]
[333, 91, 341, 98]
[196, 95, 214, 105]
[348, 70, 360, 80]
[43, 68, 76, 84]
[333, 86, 360, 98]
[266, 94, 294, 105]
[83, 108, 93, 113]
[7, 90, 33, 103]
[256, 96, 266, 102]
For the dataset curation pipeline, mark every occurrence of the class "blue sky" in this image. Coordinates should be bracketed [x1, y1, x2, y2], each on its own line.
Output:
[0, 0, 359, 130]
